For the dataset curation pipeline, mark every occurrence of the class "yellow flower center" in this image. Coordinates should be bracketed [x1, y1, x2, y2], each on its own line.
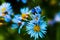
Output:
[35, 17, 38, 20]
[2, 8, 6, 12]
[22, 14, 28, 20]
[34, 25, 40, 32]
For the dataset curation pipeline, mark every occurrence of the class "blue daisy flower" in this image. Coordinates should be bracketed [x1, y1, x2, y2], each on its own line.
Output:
[0, 2, 13, 16]
[26, 14, 47, 40]
[20, 7, 31, 20]
[0, 2, 13, 22]
[11, 14, 25, 34]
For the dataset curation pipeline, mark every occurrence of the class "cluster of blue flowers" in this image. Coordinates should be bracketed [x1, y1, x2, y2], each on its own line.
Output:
[0, 2, 47, 40]
[0, 1, 60, 40]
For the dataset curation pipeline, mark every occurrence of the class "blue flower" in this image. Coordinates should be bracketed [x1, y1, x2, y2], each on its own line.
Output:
[54, 12, 60, 22]
[20, 7, 31, 20]
[0, 2, 13, 15]
[11, 14, 25, 34]
[26, 14, 47, 40]
[0, 2, 13, 22]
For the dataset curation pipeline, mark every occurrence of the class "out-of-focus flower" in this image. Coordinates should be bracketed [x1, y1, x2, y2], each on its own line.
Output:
[0, 2, 13, 22]
[48, 19, 55, 26]
[11, 14, 25, 34]
[54, 12, 60, 22]
[26, 14, 47, 40]
[0, 2, 13, 15]
[20, 7, 31, 20]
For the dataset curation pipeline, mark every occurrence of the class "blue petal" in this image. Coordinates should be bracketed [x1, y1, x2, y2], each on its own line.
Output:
[28, 30, 33, 35]
[30, 31, 35, 37]
[41, 30, 46, 34]
[12, 14, 22, 23]
[39, 32, 44, 38]
[20, 7, 29, 14]
[18, 28, 21, 34]
[4, 15, 11, 22]
[31, 9, 36, 14]
[34, 6, 41, 14]
[34, 33, 38, 40]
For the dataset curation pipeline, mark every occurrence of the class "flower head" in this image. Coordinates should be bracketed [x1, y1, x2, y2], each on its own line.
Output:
[20, 7, 31, 20]
[0, 2, 13, 22]
[26, 14, 47, 40]
[0, 2, 13, 16]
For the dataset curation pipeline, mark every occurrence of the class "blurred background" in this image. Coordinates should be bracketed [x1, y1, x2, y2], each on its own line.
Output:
[0, 0, 60, 40]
